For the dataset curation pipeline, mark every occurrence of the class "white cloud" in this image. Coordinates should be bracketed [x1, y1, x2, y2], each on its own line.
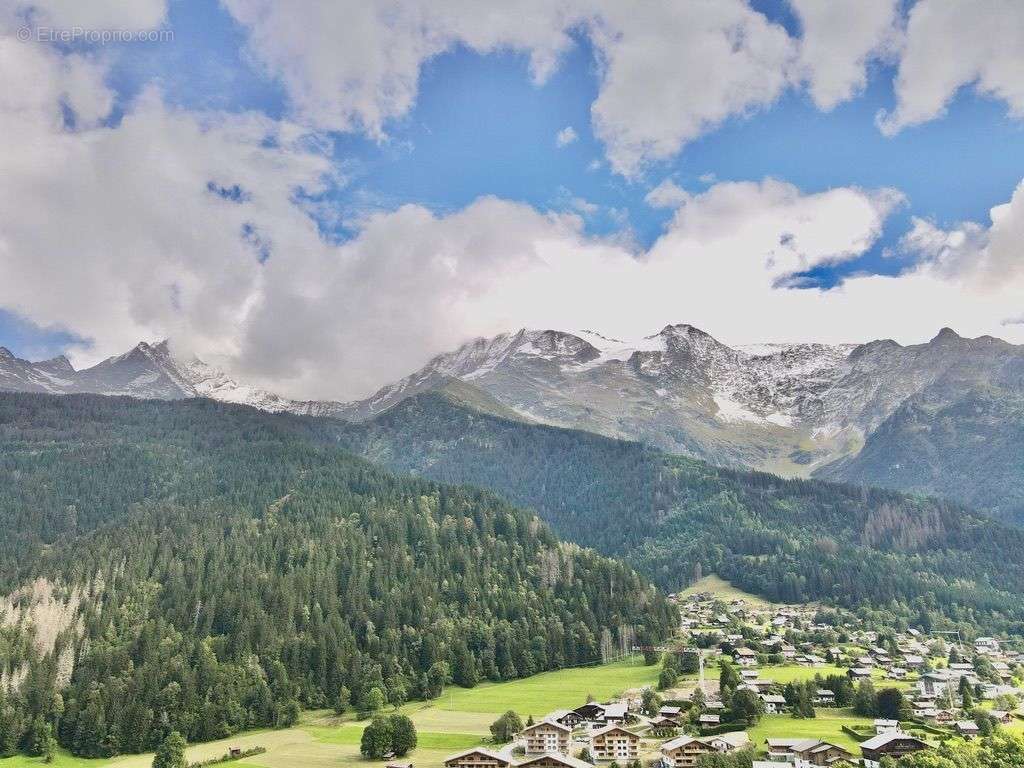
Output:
[555, 125, 577, 147]
[901, 179, 1024, 288]
[222, 0, 799, 175]
[790, 0, 899, 110]
[4, 3, 1024, 402]
[878, 0, 1024, 134]
[644, 179, 689, 209]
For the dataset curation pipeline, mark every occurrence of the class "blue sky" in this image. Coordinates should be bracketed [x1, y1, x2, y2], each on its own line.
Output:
[2, 0, 1024, 396]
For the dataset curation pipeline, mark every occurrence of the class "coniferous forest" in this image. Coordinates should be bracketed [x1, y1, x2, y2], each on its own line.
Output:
[0, 393, 675, 758]
[334, 389, 1024, 636]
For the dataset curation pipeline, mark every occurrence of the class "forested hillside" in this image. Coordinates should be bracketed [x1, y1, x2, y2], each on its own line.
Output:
[0, 393, 675, 759]
[817, 386, 1024, 525]
[334, 390, 1024, 635]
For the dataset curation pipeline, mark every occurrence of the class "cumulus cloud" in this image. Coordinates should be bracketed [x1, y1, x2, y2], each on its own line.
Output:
[790, 0, 899, 110]
[220, 0, 1024, 172]
[555, 125, 577, 147]
[221, 0, 798, 175]
[4, 2, 1024, 402]
[878, 0, 1024, 134]
[901, 179, 1024, 287]
[644, 179, 689, 209]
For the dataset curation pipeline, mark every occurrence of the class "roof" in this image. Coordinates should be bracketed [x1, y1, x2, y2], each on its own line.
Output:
[590, 724, 638, 738]
[517, 754, 593, 768]
[859, 732, 927, 751]
[522, 720, 571, 734]
[445, 748, 510, 765]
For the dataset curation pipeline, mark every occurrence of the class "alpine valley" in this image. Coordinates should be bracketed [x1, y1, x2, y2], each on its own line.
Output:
[4, 322, 1024, 523]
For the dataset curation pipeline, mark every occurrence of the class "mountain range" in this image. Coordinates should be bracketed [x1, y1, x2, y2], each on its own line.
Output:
[4, 322, 1024, 522]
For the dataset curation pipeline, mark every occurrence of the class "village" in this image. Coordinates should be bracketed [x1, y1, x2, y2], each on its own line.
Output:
[439, 580, 1024, 768]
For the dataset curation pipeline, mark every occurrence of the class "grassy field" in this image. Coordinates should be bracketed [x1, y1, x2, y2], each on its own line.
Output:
[746, 708, 873, 753]
[0, 658, 657, 768]
[430, 657, 659, 716]
[679, 575, 777, 606]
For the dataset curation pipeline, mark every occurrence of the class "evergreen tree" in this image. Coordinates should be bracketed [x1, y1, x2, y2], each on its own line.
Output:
[853, 680, 876, 717]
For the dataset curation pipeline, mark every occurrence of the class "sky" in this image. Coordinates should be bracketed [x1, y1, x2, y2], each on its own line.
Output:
[0, 0, 1023, 399]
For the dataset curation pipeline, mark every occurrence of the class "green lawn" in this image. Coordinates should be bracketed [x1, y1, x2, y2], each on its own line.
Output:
[746, 708, 873, 754]
[680, 576, 777, 606]
[430, 656, 659, 717]
[0, 751, 99, 768]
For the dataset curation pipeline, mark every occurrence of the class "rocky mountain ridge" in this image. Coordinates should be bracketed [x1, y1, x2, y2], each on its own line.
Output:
[4, 323, 1024, 487]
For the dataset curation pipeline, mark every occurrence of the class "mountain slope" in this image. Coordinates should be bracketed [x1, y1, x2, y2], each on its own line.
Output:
[5, 323, 1024, 519]
[0, 392, 674, 758]
[818, 385, 1024, 525]
[332, 389, 1024, 634]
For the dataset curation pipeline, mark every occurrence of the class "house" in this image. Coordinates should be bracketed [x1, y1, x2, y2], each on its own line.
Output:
[859, 733, 929, 768]
[521, 721, 571, 755]
[989, 710, 1014, 725]
[955, 721, 980, 739]
[574, 704, 605, 723]
[589, 725, 639, 761]
[847, 667, 872, 681]
[873, 719, 899, 735]
[698, 714, 720, 727]
[659, 705, 683, 719]
[660, 733, 748, 768]
[734, 648, 758, 667]
[574, 702, 626, 725]
[546, 709, 585, 729]
[444, 748, 512, 768]
[761, 694, 787, 714]
[813, 689, 836, 706]
[517, 754, 593, 768]
[918, 672, 951, 697]
[650, 716, 681, 730]
[765, 738, 853, 768]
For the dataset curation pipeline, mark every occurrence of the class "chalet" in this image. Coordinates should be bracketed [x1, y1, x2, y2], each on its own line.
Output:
[847, 667, 872, 681]
[444, 748, 512, 768]
[573, 703, 605, 723]
[989, 710, 1013, 725]
[521, 721, 571, 755]
[932, 709, 955, 726]
[544, 710, 583, 729]
[698, 714, 720, 727]
[761, 694, 787, 714]
[860, 733, 929, 768]
[887, 667, 908, 680]
[650, 716, 681, 730]
[573, 702, 626, 725]
[765, 738, 853, 767]
[734, 648, 758, 667]
[918, 672, 952, 697]
[903, 654, 925, 669]
[873, 719, 899, 735]
[589, 725, 639, 761]
[517, 754, 593, 768]
[660, 733, 748, 768]
[659, 705, 683, 719]
[813, 689, 835, 706]
[955, 721, 980, 739]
